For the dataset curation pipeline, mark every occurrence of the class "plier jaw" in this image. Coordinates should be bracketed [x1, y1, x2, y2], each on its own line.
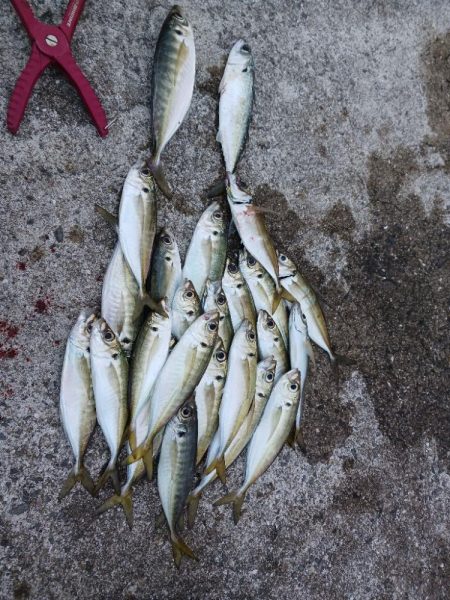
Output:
[7, 0, 108, 137]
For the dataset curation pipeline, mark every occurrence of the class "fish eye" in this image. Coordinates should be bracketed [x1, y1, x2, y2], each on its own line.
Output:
[257, 274, 263, 279]
[216, 375, 224, 381]
[285, 401, 293, 407]
[248, 331, 255, 340]
[247, 256, 256, 266]
[208, 322, 217, 332]
[228, 262, 238, 274]
[181, 405, 192, 419]
[162, 235, 172, 244]
[140, 167, 150, 176]
[200, 342, 208, 347]
[86, 322, 93, 333]
[279, 255, 287, 262]
[122, 337, 130, 344]
[213, 211, 222, 220]
[185, 291, 194, 299]
[151, 326, 158, 332]
[290, 383, 298, 392]
[267, 318, 275, 328]
[266, 372, 274, 382]
[175, 29, 183, 35]
[216, 351, 226, 362]
[187, 310, 194, 317]
[212, 230, 219, 236]
[165, 256, 172, 262]
[241, 44, 251, 53]
[103, 330, 114, 342]
[142, 187, 149, 193]
[217, 294, 226, 305]
[257, 392, 264, 398]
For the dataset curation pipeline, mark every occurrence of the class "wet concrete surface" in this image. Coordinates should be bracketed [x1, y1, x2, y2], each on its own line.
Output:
[1, 1, 449, 598]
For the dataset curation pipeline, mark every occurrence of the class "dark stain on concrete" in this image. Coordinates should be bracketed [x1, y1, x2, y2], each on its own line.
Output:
[68, 225, 85, 244]
[332, 473, 383, 514]
[34, 298, 51, 315]
[198, 63, 226, 99]
[321, 201, 356, 242]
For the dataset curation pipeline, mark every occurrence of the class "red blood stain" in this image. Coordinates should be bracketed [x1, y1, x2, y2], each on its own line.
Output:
[96, 273, 103, 282]
[50, 244, 56, 253]
[53, 340, 61, 346]
[0, 348, 18, 359]
[16, 262, 27, 271]
[34, 298, 50, 314]
[2, 387, 13, 397]
[0, 321, 19, 339]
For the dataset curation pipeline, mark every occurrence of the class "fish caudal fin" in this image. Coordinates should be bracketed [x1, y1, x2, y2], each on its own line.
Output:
[142, 294, 169, 318]
[143, 449, 154, 481]
[148, 158, 172, 199]
[271, 290, 283, 313]
[171, 533, 199, 568]
[213, 491, 246, 525]
[58, 465, 96, 499]
[203, 455, 226, 484]
[95, 462, 121, 495]
[187, 493, 201, 529]
[96, 490, 134, 529]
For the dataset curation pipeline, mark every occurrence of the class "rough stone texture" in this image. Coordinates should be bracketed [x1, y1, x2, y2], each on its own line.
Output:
[1, 1, 449, 598]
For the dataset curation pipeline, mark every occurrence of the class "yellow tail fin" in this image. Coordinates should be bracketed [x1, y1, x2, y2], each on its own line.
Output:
[96, 491, 134, 529]
[171, 534, 199, 569]
[203, 455, 226, 484]
[58, 465, 96, 500]
[213, 491, 246, 525]
[95, 464, 121, 495]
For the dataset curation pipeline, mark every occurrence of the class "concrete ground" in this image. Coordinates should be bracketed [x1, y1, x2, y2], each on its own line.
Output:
[1, 1, 449, 598]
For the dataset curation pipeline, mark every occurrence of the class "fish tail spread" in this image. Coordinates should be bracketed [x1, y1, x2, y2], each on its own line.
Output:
[123, 439, 151, 466]
[141, 293, 169, 318]
[213, 490, 246, 525]
[148, 157, 172, 199]
[95, 461, 121, 495]
[58, 464, 96, 499]
[271, 289, 283, 313]
[187, 493, 201, 529]
[96, 490, 134, 529]
[203, 455, 226, 484]
[170, 533, 199, 569]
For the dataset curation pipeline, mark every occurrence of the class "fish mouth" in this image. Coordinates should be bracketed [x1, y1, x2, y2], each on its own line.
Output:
[278, 273, 294, 280]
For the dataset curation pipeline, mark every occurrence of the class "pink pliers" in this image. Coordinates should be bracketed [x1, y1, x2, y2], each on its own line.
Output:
[7, 0, 108, 137]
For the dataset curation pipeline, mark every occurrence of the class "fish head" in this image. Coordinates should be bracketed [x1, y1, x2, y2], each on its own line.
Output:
[257, 310, 282, 345]
[69, 309, 97, 350]
[158, 227, 177, 263]
[127, 162, 155, 192]
[235, 318, 257, 357]
[279, 369, 301, 409]
[277, 251, 296, 279]
[90, 318, 123, 357]
[289, 302, 308, 336]
[173, 397, 197, 437]
[226, 173, 252, 205]
[189, 310, 220, 347]
[227, 39, 254, 71]
[239, 247, 264, 281]
[204, 279, 230, 320]
[222, 257, 244, 289]
[209, 336, 228, 380]
[147, 298, 171, 332]
[167, 5, 193, 41]
[173, 279, 200, 317]
[255, 355, 277, 401]
[200, 200, 227, 237]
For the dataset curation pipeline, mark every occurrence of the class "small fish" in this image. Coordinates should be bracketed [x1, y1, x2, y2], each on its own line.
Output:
[187, 356, 276, 526]
[214, 369, 300, 523]
[204, 319, 257, 483]
[158, 399, 198, 567]
[239, 248, 288, 345]
[182, 201, 228, 297]
[102, 242, 143, 357]
[227, 173, 280, 292]
[217, 40, 254, 175]
[202, 279, 233, 351]
[90, 319, 128, 493]
[150, 228, 182, 305]
[149, 5, 196, 197]
[222, 257, 256, 331]
[195, 337, 228, 464]
[59, 311, 97, 498]
[257, 310, 289, 382]
[171, 279, 201, 341]
[278, 252, 334, 361]
[124, 311, 219, 477]
[118, 163, 157, 298]
[289, 303, 315, 443]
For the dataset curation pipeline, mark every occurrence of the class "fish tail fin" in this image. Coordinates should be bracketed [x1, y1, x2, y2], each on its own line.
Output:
[204, 455, 226, 484]
[205, 179, 226, 198]
[95, 460, 121, 495]
[141, 293, 169, 318]
[143, 448, 154, 481]
[58, 464, 96, 499]
[213, 490, 246, 525]
[170, 533, 199, 568]
[187, 493, 201, 529]
[96, 490, 134, 529]
[271, 290, 283, 313]
[148, 157, 173, 199]
[122, 437, 152, 466]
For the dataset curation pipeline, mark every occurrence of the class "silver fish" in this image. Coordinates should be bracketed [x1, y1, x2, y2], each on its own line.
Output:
[195, 337, 228, 464]
[222, 257, 256, 331]
[118, 163, 157, 298]
[227, 173, 280, 292]
[148, 5, 196, 197]
[257, 309, 289, 383]
[150, 228, 182, 305]
[158, 399, 198, 567]
[182, 201, 228, 297]
[90, 318, 128, 493]
[217, 40, 254, 175]
[101, 242, 143, 357]
[59, 311, 97, 498]
[204, 319, 257, 483]
[125, 311, 219, 477]
[202, 279, 233, 351]
[214, 369, 300, 523]
[289, 303, 314, 441]
[187, 356, 276, 526]
[239, 247, 288, 345]
[171, 279, 201, 341]
[278, 252, 334, 361]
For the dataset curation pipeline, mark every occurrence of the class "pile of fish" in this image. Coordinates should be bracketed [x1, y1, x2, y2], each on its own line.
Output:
[59, 6, 340, 567]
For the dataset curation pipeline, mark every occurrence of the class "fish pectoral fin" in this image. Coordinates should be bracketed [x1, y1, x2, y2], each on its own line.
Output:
[148, 159, 173, 199]
[171, 533, 199, 568]
[96, 490, 134, 529]
[213, 490, 246, 525]
[187, 493, 201, 529]
[95, 462, 121, 495]
[58, 465, 96, 500]
[95, 204, 119, 232]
